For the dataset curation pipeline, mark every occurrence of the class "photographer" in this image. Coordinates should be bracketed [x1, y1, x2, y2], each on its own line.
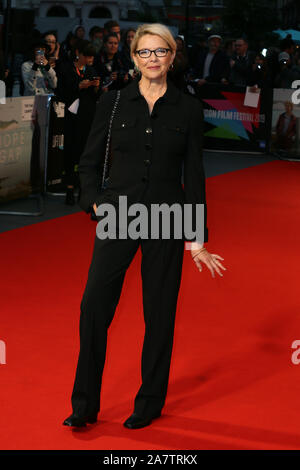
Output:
[119, 28, 136, 72]
[21, 39, 57, 96]
[249, 53, 272, 89]
[229, 37, 256, 87]
[192, 34, 230, 87]
[94, 32, 130, 92]
[56, 39, 100, 205]
[43, 31, 61, 72]
[274, 52, 300, 89]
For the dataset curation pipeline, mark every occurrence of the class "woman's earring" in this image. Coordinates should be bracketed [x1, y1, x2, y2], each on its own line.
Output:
[169, 63, 174, 70]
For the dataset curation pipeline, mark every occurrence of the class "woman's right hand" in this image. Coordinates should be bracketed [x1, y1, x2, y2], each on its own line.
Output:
[191, 246, 226, 278]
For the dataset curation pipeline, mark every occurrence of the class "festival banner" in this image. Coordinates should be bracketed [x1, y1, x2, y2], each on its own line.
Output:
[199, 84, 273, 153]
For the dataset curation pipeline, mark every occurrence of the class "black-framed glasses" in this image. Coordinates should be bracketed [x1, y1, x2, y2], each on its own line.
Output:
[135, 48, 171, 58]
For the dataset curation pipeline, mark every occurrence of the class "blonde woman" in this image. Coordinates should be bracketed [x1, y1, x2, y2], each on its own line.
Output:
[63, 23, 226, 430]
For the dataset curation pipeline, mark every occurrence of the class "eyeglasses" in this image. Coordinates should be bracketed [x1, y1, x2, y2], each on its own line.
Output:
[135, 48, 171, 58]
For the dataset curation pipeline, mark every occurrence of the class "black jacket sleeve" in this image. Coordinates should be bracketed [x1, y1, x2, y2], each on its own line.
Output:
[56, 63, 80, 107]
[183, 97, 208, 243]
[77, 90, 117, 213]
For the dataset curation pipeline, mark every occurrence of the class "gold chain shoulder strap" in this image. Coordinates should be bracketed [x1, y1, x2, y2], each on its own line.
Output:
[101, 89, 121, 190]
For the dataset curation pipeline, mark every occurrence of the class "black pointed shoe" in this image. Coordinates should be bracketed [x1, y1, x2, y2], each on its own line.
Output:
[123, 412, 161, 429]
[63, 412, 98, 427]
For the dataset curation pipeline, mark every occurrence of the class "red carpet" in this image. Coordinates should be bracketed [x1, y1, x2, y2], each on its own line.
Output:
[0, 159, 300, 450]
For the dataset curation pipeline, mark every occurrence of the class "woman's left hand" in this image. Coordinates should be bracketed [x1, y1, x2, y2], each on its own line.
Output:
[191, 247, 226, 278]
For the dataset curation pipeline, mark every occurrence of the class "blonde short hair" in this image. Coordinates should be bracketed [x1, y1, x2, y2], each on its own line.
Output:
[130, 23, 177, 58]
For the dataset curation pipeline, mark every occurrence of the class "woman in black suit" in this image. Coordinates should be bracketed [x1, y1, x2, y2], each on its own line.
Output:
[63, 23, 226, 429]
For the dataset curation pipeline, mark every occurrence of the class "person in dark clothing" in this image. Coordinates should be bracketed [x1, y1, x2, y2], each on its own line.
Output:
[73, 25, 85, 40]
[94, 32, 130, 91]
[249, 53, 273, 89]
[229, 37, 256, 87]
[119, 28, 136, 72]
[103, 20, 122, 51]
[192, 35, 230, 86]
[280, 37, 296, 64]
[188, 35, 207, 70]
[224, 39, 236, 58]
[63, 22, 225, 431]
[167, 35, 189, 91]
[89, 26, 104, 54]
[274, 51, 300, 89]
[60, 32, 77, 64]
[56, 39, 100, 205]
[42, 31, 61, 74]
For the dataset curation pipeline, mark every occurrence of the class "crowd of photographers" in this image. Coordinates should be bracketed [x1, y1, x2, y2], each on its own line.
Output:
[5, 21, 300, 204]
[18, 23, 300, 99]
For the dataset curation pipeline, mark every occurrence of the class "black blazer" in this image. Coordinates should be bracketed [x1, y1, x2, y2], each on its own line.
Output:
[194, 49, 230, 83]
[78, 77, 208, 242]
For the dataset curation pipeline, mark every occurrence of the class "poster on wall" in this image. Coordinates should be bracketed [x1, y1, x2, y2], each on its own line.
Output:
[0, 96, 50, 203]
[199, 84, 273, 154]
[271, 88, 300, 160]
[0, 97, 34, 203]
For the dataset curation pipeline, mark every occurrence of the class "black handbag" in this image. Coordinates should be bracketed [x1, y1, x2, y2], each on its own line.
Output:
[91, 89, 121, 220]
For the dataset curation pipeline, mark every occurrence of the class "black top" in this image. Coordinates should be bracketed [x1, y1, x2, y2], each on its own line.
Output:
[193, 49, 231, 83]
[119, 44, 135, 72]
[78, 77, 208, 243]
[56, 61, 100, 108]
[93, 50, 129, 91]
[229, 51, 256, 86]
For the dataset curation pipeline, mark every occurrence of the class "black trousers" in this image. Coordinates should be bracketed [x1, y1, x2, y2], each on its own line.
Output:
[70, 234, 185, 419]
